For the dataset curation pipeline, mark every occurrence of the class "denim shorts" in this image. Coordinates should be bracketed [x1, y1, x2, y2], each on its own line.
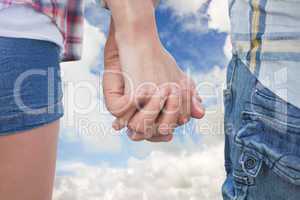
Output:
[222, 55, 300, 199]
[0, 37, 64, 135]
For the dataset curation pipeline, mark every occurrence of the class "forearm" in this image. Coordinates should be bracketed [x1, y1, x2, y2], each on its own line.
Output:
[104, 0, 161, 46]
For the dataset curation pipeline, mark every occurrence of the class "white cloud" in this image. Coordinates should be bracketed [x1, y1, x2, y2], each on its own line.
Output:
[161, 0, 209, 32]
[54, 143, 225, 200]
[162, 0, 208, 16]
[223, 35, 233, 60]
[191, 66, 226, 146]
[160, 0, 230, 33]
[207, 0, 231, 32]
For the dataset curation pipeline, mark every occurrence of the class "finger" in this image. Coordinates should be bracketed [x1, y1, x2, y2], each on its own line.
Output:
[156, 87, 181, 135]
[112, 86, 155, 131]
[126, 130, 145, 142]
[103, 20, 136, 118]
[134, 82, 157, 109]
[191, 90, 205, 119]
[146, 134, 173, 142]
[127, 130, 173, 143]
[178, 85, 193, 125]
[178, 79, 205, 120]
[112, 107, 136, 130]
[103, 73, 135, 118]
[104, 85, 135, 118]
[128, 87, 169, 139]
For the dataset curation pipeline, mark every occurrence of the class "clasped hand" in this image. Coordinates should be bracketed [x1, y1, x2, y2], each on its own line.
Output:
[103, 21, 205, 142]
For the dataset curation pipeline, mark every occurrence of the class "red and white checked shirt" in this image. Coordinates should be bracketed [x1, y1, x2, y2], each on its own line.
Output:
[0, 0, 160, 62]
[0, 0, 88, 62]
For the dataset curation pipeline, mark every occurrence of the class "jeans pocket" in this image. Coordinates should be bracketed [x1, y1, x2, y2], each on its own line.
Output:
[235, 80, 300, 185]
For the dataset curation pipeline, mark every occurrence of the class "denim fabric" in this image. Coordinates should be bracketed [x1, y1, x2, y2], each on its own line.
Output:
[0, 37, 63, 135]
[222, 55, 300, 200]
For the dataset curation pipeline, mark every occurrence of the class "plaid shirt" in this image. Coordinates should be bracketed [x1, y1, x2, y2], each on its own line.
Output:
[0, 0, 86, 62]
[229, 0, 300, 76]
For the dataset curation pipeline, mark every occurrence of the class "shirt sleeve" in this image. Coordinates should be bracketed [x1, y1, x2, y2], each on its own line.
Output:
[99, 0, 160, 9]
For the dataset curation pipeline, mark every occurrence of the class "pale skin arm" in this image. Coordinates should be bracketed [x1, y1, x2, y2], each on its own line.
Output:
[103, 0, 205, 141]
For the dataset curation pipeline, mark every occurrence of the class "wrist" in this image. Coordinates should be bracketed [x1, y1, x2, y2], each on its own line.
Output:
[114, 20, 161, 48]
[105, 0, 156, 31]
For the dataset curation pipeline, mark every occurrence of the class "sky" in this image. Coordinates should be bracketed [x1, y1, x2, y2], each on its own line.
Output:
[54, 0, 232, 199]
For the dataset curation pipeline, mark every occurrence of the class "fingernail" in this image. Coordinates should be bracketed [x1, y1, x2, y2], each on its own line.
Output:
[180, 116, 189, 124]
[183, 117, 189, 123]
[126, 129, 133, 136]
[112, 121, 121, 130]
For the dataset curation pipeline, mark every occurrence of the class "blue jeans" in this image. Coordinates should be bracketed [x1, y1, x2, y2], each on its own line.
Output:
[222, 55, 300, 199]
[0, 37, 63, 135]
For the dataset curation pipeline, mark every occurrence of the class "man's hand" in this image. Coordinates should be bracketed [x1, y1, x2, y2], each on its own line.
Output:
[103, 20, 205, 142]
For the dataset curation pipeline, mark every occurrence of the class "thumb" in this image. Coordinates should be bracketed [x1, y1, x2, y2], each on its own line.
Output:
[103, 69, 133, 117]
[103, 20, 134, 117]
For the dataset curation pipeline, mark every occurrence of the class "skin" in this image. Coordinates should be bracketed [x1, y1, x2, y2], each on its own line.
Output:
[0, 121, 59, 200]
[103, 0, 205, 142]
[104, 20, 205, 142]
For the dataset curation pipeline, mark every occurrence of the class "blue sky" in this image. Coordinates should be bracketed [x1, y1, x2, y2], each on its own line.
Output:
[156, 5, 228, 72]
[55, 1, 230, 199]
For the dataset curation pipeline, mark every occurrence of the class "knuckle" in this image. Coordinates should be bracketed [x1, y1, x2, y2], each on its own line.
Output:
[128, 122, 136, 131]
[108, 108, 123, 118]
[168, 101, 180, 111]
[135, 123, 145, 134]
[145, 126, 156, 138]
[158, 123, 172, 135]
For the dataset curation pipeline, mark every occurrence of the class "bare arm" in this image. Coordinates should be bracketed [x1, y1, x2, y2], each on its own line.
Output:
[104, 0, 160, 45]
